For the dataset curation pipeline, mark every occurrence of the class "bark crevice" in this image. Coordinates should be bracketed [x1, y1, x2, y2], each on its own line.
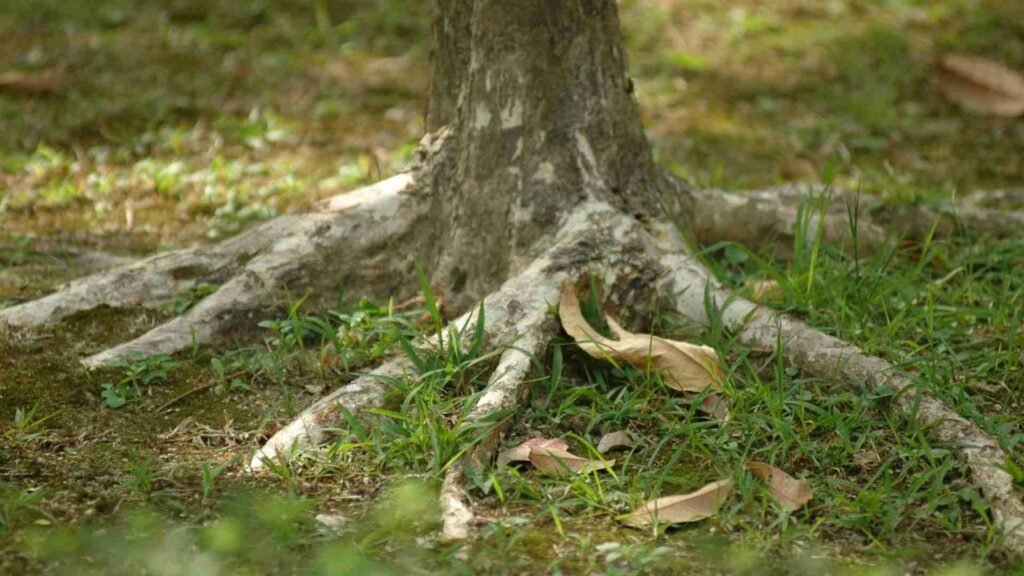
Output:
[424, 0, 660, 309]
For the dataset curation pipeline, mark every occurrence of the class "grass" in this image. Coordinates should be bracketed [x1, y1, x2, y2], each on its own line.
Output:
[626, 0, 1024, 195]
[1, 0, 1023, 574]
[8, 232, 1019, 572]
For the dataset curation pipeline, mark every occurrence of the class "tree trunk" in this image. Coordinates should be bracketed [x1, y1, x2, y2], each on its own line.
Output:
[423, 0, 659, 307]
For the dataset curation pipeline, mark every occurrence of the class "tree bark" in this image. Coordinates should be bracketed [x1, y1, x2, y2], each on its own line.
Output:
[424, 0, 659, 308]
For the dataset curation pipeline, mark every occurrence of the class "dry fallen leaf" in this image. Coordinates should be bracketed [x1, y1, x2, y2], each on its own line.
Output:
[746, 461, 813, 510]
[559, 284, 724, 394]
[694, 393, 730, 421]
[496, 437, 568, 468]
[935, 53, 1024, 117]
[529, 446, 614, 477]
[597, 431, 636, 454]
[621, 477, 734, 527]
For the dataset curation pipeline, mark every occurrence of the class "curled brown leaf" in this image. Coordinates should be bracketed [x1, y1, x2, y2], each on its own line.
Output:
[621, 477, 734, 527]
[746, 461, 813, 510]
[559, 284, 724, 394]
[693, 393, 730, 421]
[936, 53, 1024, 117]
[496, 437, 568, 468]
[529, 446, 614, 477]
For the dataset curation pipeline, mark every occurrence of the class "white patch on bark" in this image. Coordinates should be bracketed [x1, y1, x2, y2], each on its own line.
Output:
[533, 162, 556, 184]
[500, 98, 523, 129]
[474, 104, 492, 130]
[573, 131, 603, 190]
[319, 173, 413, 216]
[510, 196, 533, 224]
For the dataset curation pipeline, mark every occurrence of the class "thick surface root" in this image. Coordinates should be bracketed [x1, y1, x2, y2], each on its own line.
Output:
[665, 176, 1024, 257]
[250, 355, 414, 472]
[681, 184, 887, 255]
[0, 246, 138, 280]
[0, 247, 237, 329]
[248, 267, 555, 473]
[252, 200, 662, 540]
[440, 316, 556, 540]
[3, 174, 430, 368]
[653, 227, 1024, 553]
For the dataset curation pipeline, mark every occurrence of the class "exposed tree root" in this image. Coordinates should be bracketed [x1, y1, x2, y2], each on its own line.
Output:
[440, 311, 556, 540]
[0, 246, 138, 276]
[666, 176, 1024, 257]
[672, 183, 886, 255]
[1, 174, 432, 368]
[964, 188, 1024, 209]
[0, 247, 139, 304]
[250, 355, 414, 472]
[0, 246, 238, 329]
[6, 160, 1022, 550]
[654, 227, 1024, 553]
[251, 201, 660, 538]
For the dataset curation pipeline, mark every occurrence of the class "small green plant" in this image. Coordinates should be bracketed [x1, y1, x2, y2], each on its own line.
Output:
[5, 403, 55, 443]
[0, 483, 51, 534]
[125, 449, 158, 497]
[255, 449, 298, 491]
[202, 456, 240, 500]
[173, 282, 219, 315]
[258, 293, 426, 373]
[209, 356, 250, 394]
[0, 234, 33, 267]
[99, 383, 128, 408]
[101, 353, 179, 408]
[258, 294, 331, 356]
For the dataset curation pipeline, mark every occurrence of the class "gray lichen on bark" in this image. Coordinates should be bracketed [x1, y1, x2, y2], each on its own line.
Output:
[424, 0, 660, 309]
